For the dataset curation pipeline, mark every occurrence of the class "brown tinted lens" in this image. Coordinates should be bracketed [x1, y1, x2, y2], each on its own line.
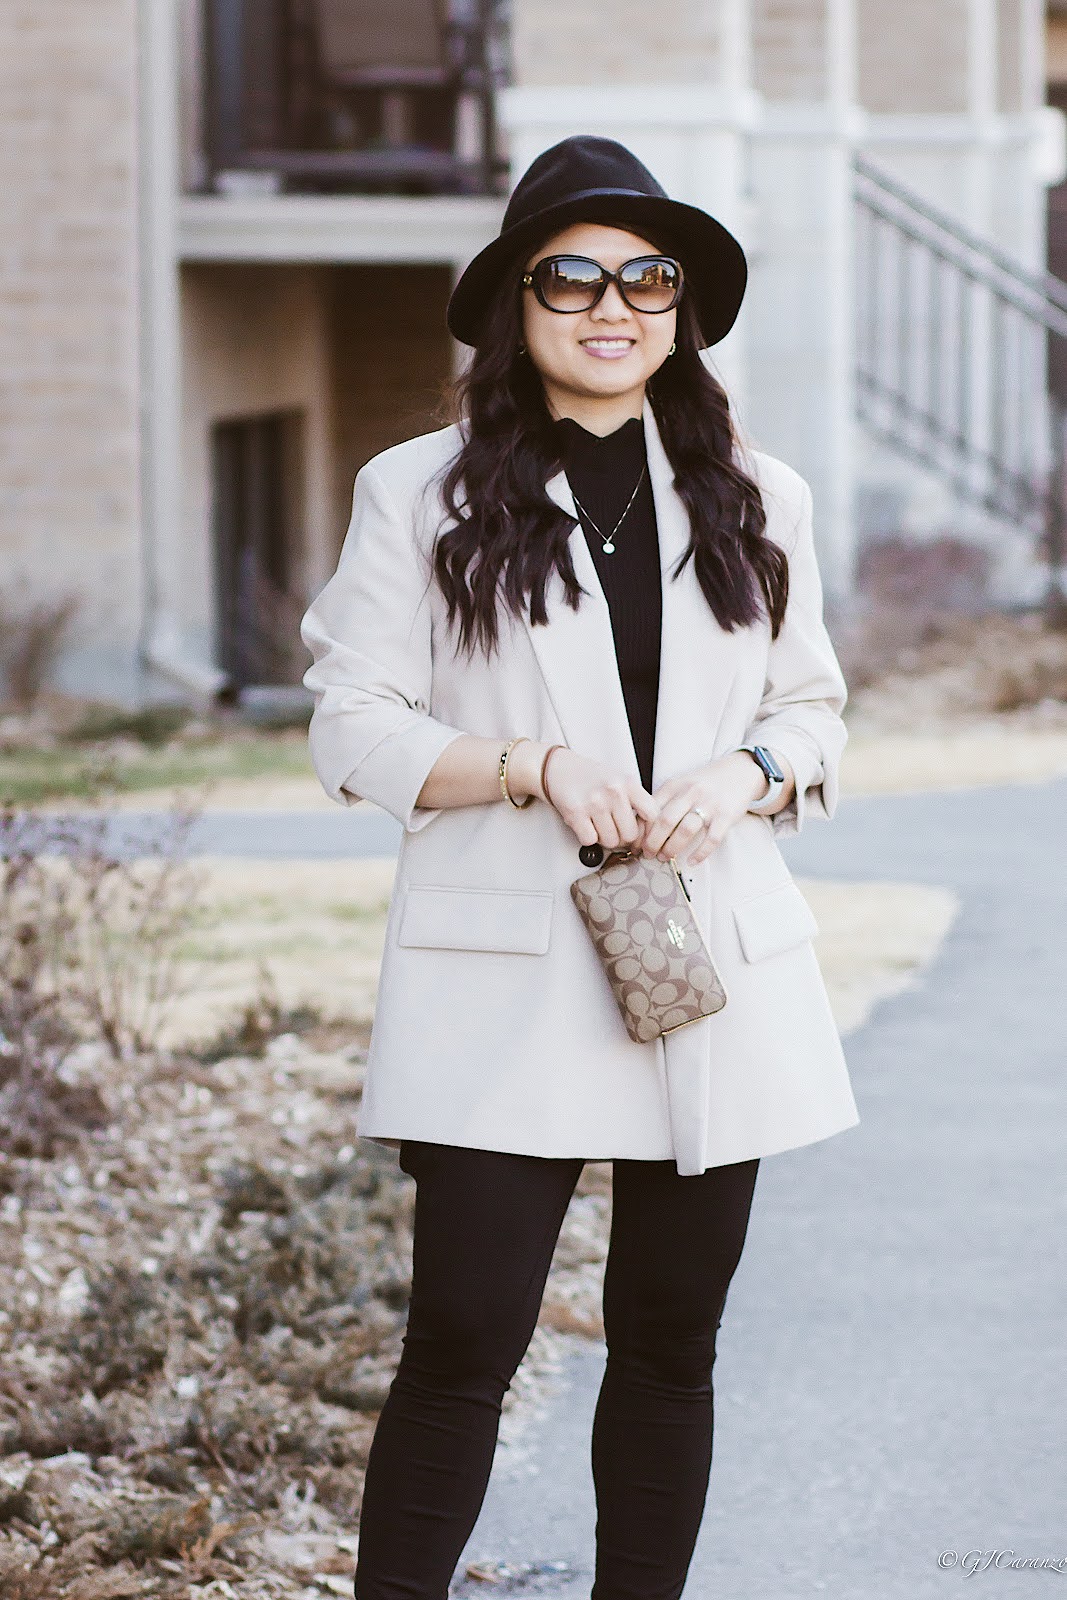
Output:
[618, 257, 681, 311]
[537, 256, 605, 311]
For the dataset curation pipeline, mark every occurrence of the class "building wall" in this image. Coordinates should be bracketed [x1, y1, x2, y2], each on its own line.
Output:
[857, 0, 972, 112]
[512, 0, 720, 85]
[752, 0, 828, 102]
[0, 0, 142, 702]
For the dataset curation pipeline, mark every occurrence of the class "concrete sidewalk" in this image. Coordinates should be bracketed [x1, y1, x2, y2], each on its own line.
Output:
[451, 778, 1067, 1599]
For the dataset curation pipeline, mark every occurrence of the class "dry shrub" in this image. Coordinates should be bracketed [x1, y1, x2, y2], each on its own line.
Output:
[0, 1144, 407, 1506]
[63, 1261, 177, 1400]
[60, 703, 193, 747]
[95, 1494, 213, 1565]
[0, 796, 208, 1158]
[834, 532, 993, 693]
[195, 962, 323, 1063]
[0, 1534, 138, 1600]
[856, 531, 992, 613]
[0, 1391, 117, 1461]
[229, 565, 310, 688]
[0, 587, 80, 710]
[1, 793, 207, 1068]
[831, 602, 945, 692]
[0, 1039, 109, 1160]
[844, 610, 1067, 726]
[987, 645, 1067, 710]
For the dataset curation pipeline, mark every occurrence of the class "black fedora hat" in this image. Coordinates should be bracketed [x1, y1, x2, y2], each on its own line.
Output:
[446, 134, 748, 350]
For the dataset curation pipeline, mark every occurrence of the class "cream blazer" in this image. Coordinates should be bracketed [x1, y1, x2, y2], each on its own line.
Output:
[300, 399, 860, 1175]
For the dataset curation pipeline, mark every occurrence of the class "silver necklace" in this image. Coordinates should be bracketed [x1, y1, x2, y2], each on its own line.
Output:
[570, 463, 647, 555]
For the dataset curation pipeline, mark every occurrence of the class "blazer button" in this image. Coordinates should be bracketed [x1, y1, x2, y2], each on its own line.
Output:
[579, 844, 605, 868]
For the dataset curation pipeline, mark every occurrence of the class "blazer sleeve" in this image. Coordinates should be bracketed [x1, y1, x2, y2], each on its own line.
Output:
[739, 477, 848, 839]
[299, 460, 468, 833]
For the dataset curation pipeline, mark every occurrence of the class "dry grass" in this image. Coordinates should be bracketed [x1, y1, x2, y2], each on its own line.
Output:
[803, 878, 959, 1035]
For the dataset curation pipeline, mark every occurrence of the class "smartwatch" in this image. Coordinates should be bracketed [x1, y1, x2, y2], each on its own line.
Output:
[738, 744, 786, 814]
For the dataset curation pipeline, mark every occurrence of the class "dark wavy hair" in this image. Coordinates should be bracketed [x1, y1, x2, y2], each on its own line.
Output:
[430, 233, 789, 662]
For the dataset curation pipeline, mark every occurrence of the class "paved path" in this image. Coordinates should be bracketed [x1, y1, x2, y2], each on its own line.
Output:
[6, 803, 403, 860]
[22, 781, 1066, 1596]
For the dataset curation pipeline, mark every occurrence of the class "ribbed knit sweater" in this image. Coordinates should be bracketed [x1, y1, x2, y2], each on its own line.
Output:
[554, 414, 662, 793]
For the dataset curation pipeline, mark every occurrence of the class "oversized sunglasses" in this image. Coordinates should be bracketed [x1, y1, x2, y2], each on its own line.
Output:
[521, 253, 684, 315]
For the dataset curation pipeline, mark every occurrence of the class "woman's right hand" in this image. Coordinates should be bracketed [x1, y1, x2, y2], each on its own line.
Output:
[540, 746, 662, 854]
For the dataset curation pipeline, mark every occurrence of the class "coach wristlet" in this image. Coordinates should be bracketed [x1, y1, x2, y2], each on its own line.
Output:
[569, 848, 727, 1045]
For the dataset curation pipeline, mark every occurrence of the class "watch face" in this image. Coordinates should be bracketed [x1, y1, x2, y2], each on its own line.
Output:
[753, 745, 785, 782]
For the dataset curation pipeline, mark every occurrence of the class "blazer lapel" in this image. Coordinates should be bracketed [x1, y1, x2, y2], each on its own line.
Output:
[526, 457, 644, 782]
[521, 398, 739, 793]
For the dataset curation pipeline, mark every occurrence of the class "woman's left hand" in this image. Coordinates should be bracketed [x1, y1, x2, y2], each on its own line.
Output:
[636, 751, 793, 866]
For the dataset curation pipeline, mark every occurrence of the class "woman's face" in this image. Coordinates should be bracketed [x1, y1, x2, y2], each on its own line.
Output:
[520, 221, 678, 418]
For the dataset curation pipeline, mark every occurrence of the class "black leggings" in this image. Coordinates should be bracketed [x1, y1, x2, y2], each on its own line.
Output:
[354, 1140, 760, 1600]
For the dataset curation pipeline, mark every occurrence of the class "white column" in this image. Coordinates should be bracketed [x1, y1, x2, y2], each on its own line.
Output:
[966, 0, 998, 227]
[741, 0, 861, 604]
[961, 0, 997, 506]
[719, 0, 752, 97]
[136, 0, 226, 699]
[826, 0, 858, 599]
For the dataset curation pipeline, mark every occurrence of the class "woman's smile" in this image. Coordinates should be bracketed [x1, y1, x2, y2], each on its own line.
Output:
[580, 336, 638, 359]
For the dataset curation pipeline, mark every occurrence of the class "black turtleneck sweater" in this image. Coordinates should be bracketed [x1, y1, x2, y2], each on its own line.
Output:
[554, 415, 662, 793]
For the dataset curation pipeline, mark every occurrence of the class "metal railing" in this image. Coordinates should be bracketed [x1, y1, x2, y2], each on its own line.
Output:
[852, 154, 1067, 618]
[203, 0, 508, 197]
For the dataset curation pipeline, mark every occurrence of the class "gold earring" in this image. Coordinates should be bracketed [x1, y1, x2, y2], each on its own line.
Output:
[668, 341, 676, 356]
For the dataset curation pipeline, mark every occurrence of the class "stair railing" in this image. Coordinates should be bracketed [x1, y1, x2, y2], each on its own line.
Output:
[852, 153, 1067, 621]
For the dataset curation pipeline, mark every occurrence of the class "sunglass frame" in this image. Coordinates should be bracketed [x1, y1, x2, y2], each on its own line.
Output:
[521, 253, 685, 315]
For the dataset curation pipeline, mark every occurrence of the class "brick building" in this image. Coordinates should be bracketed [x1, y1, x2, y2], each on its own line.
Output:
[0, 1, 1060, 706]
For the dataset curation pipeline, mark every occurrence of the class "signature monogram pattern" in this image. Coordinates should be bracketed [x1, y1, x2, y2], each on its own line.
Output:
[570, 852, 728, 1044]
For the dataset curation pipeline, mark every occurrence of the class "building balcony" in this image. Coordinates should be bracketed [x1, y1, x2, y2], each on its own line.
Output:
[197, 0, 509, 199]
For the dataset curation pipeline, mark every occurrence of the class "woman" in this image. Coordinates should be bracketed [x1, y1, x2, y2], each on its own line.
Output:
[301, 135, 860, 1600]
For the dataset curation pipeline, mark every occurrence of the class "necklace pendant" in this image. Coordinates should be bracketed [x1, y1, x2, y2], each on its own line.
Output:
[602, 541, 615, 554]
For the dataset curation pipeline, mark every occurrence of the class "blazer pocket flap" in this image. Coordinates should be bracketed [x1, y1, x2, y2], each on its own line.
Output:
[397, 885, 554, 954]
[733, 881, 819, 964]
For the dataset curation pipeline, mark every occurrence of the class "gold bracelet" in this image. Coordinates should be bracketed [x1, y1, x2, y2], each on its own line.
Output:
[499, 736, 535, 809]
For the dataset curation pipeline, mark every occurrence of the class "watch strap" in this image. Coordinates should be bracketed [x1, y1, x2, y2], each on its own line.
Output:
[738, 744, 785, 814]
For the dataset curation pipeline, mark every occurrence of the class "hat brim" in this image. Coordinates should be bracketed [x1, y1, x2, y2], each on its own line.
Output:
[446, 188, 748, 350]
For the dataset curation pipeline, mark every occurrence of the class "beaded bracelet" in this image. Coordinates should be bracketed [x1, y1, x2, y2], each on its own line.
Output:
[499, 736, 535, 808]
